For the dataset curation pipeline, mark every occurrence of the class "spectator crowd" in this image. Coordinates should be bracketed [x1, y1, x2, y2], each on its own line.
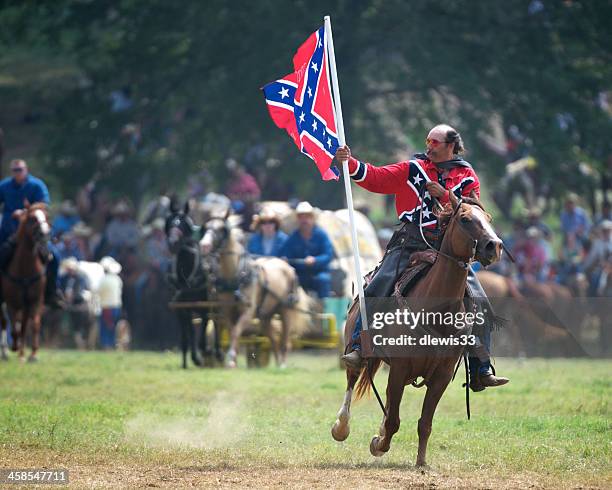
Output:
[27, 158, 611, 352]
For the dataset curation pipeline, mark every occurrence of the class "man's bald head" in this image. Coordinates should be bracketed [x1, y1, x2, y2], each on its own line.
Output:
[425, 124, 465, 163]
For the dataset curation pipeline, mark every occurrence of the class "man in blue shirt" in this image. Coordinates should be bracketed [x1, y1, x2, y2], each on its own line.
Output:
[279, 201, 333, 298]
[560, 193, 591, 244]
[0, 159, 63, 308]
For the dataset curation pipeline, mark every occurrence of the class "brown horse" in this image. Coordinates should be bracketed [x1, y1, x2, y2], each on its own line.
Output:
[0, 204, 50, 362]
[331, 192, 503, 467]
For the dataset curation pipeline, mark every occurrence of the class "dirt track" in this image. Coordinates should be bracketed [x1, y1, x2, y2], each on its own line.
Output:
[23, 463, 607, 489]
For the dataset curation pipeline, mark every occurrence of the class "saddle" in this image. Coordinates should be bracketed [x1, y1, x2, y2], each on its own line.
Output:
[390, 250, 506, 334]
[392, 250, 437, 298]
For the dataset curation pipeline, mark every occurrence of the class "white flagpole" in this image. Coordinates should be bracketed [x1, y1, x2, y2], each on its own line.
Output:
[324, 15, 369, 333]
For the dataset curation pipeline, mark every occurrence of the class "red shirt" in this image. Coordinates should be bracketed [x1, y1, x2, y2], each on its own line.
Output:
[347, 154, 480, 228]
[225, 172, 261, 201]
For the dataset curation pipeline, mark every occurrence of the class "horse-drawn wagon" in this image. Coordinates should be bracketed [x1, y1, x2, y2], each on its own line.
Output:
[167, 199, 383, 368]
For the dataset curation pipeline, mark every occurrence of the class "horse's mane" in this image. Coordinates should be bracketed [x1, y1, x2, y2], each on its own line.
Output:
[436, 197, 491, 232]
[28, 203, 48, 213]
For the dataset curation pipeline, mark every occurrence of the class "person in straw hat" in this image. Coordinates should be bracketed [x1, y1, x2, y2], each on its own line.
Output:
[279, 201, 333, 298]
[247, 207, 287, 257]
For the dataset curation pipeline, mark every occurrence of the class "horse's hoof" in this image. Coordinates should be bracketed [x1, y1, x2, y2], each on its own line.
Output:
[331, 420, 350, 442]
[415, 461, 429, 470]
[226, 359, 237, 369]
[19, 356, 26, 364]
[1, 353, 8, 361]
[369, 436, 386, 457]
[27, 356, 38, 363]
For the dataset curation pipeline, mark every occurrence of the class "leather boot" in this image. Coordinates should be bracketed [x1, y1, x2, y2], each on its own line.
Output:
[470, 367, 509, 391]
[341, 350, 363, 370]
[480, 370, 510, 388]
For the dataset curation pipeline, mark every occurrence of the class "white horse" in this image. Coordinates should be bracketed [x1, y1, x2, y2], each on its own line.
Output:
[200, 214, 316, 368]
[59, 258, 104, 349]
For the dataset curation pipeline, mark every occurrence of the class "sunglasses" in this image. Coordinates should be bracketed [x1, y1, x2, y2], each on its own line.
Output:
[11, 167, 25, 173]
[425, 138, 448, 148]
[260, 220, 275, 225]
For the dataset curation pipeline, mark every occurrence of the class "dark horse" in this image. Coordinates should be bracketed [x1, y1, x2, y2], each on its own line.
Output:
[165, 202, 223, 368]
[0, 203, 50, 362]
[331, 192, 503, 467]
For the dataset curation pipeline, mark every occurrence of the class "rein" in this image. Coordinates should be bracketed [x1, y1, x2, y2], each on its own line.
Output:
[417, 189, 474, 270]
[173, 241, 204, 289]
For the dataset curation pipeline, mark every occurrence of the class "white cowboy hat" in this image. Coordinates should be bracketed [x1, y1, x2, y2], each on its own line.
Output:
[526, 226, 541, 238]
[100, 256, 122, 274]
[152, 217, 165, 231]
[60, 257, 79, 275]
[599, 219, 612, 231]
[60, 200, 78, 216]
[295, 201, 315, 215]
[71, 222, 93, 237]
[112, 201, 131, 216]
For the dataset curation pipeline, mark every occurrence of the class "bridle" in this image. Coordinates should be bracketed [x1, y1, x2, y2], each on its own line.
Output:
[19, 208, 50, 259]
[167, 213, 203, 288]
[202, 218, 232, 255]
[417, 188, 476, 270]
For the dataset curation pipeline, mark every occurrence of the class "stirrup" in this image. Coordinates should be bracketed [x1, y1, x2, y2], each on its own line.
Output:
[341, 350, 363, 370]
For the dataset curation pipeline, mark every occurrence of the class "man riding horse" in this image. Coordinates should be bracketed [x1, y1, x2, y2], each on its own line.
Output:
[0, 159, 63, 308]
[336, 124, 508, 391]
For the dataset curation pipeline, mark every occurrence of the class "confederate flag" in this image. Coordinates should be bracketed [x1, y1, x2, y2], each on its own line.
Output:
[262, 26, 340, 181]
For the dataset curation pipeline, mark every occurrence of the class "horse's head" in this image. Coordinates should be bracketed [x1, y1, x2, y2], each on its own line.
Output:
[165, 201, 196, 254]
[15, 203, 51, 247]
[200, 211, 232, 255]
[439, 192, 503, 268]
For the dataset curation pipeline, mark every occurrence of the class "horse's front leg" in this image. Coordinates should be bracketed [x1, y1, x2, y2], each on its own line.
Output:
[189, 314, 203, 367]
[177, 310, 190, 369]
[28, 310, 42, 362]
[18, 309, 30, 362]
[331, 367, 359, 441]
[260, 316, 281, 366]
[0, 307, 8, 361]
[227, 306, 252, 368]
[198, 312, 208, 359]
[212, 314, 224, 363]
[415, 368, 454, 467]
[278, 309, 292, 368]
[370, 364, 407, 457]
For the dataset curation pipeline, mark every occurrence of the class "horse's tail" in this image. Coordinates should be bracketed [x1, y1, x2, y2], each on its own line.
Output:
[287, 286, 320, 338]
[354, 358, 383, 401]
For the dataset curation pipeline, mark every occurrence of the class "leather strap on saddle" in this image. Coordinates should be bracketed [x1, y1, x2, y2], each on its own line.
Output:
[392, 250, 437, 298]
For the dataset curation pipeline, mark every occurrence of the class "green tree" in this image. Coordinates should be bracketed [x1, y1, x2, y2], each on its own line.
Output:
[0, 0, 609, 209]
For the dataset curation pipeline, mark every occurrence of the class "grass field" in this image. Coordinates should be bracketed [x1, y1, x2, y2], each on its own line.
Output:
[0, 350, 610, 488]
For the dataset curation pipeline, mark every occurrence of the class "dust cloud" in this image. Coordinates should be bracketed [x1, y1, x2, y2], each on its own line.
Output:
[124, 391, 249, 449]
